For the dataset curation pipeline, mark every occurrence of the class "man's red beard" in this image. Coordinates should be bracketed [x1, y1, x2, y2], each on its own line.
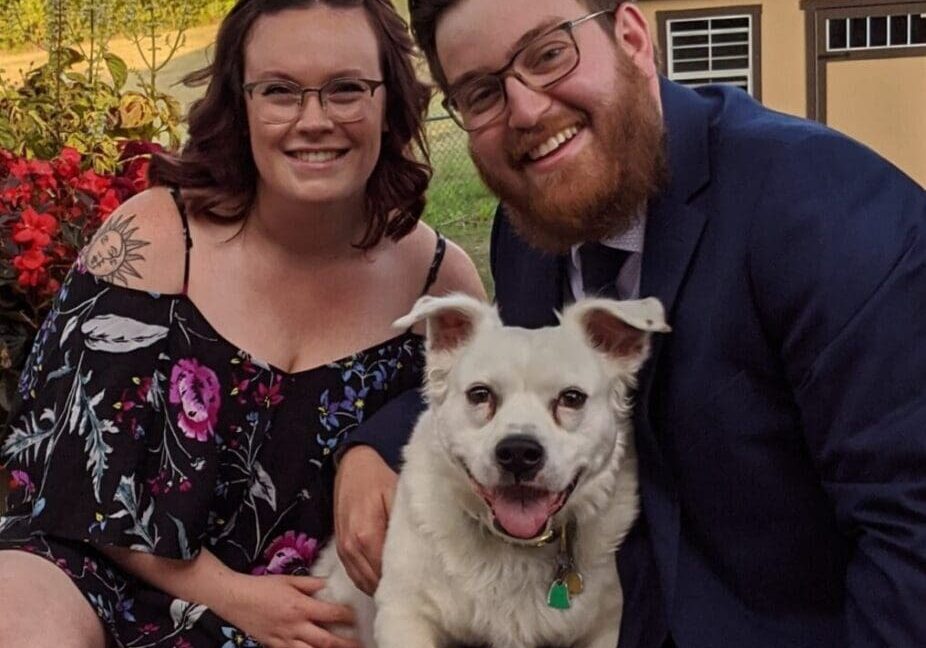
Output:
[472, 53, 667, 254]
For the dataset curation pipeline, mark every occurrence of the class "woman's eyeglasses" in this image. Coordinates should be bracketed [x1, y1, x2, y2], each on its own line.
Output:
[243, 77, 384, 124]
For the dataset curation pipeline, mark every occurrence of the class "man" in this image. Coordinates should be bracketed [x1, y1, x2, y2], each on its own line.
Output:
[338, 0, 926, 646]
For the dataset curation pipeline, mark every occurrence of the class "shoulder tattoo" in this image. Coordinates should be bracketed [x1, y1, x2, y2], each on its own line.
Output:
[80, 212, 150, 285]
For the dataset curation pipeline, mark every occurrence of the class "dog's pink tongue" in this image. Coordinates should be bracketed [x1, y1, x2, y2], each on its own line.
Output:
[493, 493, 557, 539]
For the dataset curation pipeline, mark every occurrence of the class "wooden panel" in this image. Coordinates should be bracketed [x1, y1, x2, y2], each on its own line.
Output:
[826, 56, 926, 185]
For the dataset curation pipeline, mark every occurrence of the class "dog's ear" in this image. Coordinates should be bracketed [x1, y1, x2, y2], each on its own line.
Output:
[394, 294, 500, 403]
[562, 297, 670, 373]
[393, 293, 500, 353]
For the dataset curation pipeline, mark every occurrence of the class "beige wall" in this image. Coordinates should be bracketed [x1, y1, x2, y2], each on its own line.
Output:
[638, 0, 808, 118]
[826, 56, 926, 187]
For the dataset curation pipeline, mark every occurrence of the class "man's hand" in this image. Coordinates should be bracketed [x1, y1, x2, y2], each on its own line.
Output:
[334, 445, 398, 596]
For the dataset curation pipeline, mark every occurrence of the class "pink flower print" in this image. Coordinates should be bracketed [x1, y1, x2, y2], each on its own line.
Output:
[251, 531, 319, 575]
[113, 389, 138, 424]
[254, 376, 285, 409]
[9, 470, 35, 495]
[169, 358, 221, 442]
[139, 623, 160, 635]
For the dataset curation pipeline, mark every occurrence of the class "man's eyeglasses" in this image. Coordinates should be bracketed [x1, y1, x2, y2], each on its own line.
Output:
[443, 10, 611, 132]
[243, 78, 384, 124]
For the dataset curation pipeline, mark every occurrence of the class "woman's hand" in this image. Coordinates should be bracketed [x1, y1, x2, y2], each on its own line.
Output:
[334, 445, 398, 595]
[217, 573, 360, 648]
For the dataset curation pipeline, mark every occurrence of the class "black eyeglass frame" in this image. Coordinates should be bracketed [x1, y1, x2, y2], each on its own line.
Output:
[442, 9, 612, 132]
[242, 77, 385, 124]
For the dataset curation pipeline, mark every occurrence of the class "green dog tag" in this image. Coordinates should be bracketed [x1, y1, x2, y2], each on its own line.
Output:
[547, 580, 571, 610]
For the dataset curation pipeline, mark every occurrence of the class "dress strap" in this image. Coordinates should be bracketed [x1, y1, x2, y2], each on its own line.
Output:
[420, 232, 447, 296]
[169, 186, 194, 295]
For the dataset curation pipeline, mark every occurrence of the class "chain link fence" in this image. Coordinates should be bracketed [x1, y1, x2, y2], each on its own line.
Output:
[421, 114, 496, 292]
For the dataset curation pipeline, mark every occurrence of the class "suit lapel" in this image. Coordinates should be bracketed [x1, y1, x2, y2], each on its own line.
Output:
[492, 205, 566, 328]
[641, 79, 712, 313]
[637, 79, 713, 407]
[633, 79, 714, 611]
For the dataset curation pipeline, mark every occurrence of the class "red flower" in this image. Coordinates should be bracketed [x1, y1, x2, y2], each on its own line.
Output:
[97, 189, 121, 218]
[2, 141, 155, 302]
[123, 157, 151, 193]
[27, 159, 57, 191]
[1, 179, 33, 208]
[13, 248, 49, 287]
[12, 207, 59, 247]
[75, 169, 112, 198]
[53, 147, 82, 179]
[118, 141, 161, 193]
[13, 248, 47, 270]
[15, 268, 47, 289]
[8, 157, 31, 181]
[43, 278, 61, 295]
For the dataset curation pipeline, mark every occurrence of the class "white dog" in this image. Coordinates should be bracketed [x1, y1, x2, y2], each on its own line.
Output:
[314, 294, 669, 648]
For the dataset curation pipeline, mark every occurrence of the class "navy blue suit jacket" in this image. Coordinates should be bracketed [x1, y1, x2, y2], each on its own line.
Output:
[347, 79, 926, 647]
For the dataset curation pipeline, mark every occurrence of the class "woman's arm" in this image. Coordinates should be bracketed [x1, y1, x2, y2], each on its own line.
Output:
[103, 546, 360, 648]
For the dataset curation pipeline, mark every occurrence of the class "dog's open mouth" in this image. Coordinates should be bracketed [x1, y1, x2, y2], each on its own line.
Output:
[469, 474, 581, 540]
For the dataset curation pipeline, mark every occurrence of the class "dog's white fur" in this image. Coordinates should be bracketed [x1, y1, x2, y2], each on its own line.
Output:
[313, 295, 669, 648]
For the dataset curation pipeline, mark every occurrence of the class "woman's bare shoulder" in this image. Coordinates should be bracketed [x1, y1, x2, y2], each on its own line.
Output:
[79, 186, 189, 294]
[431, 236, 486, 300]
[399, 222, 486, 301]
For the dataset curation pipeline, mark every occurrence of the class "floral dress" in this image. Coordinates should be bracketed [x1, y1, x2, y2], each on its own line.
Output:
[0, 231, 446, 647]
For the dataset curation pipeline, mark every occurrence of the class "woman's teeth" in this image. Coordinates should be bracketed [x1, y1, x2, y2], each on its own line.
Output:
[291, 150, 342, 163]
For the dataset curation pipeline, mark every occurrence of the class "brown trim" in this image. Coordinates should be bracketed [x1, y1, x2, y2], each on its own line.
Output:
[802, 1, 926, 121]
[805, 5, 819, 119]
[801, 0, 919, 9]
[655, 4, 763, 101]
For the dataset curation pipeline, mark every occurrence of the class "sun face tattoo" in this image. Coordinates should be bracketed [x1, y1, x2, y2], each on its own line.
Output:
[80, 213, 149, 285]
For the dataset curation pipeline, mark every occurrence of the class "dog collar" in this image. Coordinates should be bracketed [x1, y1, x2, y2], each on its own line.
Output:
[480, 515, 583, 609]
[547, 521, 584, 610]
[488, 517, 559, 547]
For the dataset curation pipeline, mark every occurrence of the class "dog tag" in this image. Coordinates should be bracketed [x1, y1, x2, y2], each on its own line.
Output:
[547, 580, 571, 610]
[565, 570, 584, 596]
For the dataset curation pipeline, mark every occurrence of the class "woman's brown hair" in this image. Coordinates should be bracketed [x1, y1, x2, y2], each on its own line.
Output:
[150, 0, 432, 249]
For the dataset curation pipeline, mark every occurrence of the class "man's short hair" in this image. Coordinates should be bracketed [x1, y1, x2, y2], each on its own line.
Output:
[409, 0, 621, 91]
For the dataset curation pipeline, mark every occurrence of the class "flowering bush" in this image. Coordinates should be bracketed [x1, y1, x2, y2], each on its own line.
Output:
[0, 48, 182, 170]
[0, 140, 162, 426]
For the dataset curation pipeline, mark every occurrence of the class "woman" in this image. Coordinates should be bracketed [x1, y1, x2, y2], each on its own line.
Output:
[0, 0, 484, 646]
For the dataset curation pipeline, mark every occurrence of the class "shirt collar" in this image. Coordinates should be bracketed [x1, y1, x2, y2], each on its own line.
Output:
[569, 214, 646, 268]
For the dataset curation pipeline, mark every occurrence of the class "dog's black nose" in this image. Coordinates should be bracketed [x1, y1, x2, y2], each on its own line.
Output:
[495, 435, 545, 481]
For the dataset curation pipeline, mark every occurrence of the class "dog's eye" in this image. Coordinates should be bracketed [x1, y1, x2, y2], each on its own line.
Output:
[557, 389, 587, 409]
[466, 385, 495, 406]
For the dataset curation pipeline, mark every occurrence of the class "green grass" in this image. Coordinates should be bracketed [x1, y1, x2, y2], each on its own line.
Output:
[423, 117, 496, 295]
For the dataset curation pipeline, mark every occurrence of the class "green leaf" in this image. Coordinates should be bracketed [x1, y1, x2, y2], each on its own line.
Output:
[103, 53, 128, 91]
[64, 71, 89, 84]
[0, 126, 15, 150]
[61, 48, 86, 67]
